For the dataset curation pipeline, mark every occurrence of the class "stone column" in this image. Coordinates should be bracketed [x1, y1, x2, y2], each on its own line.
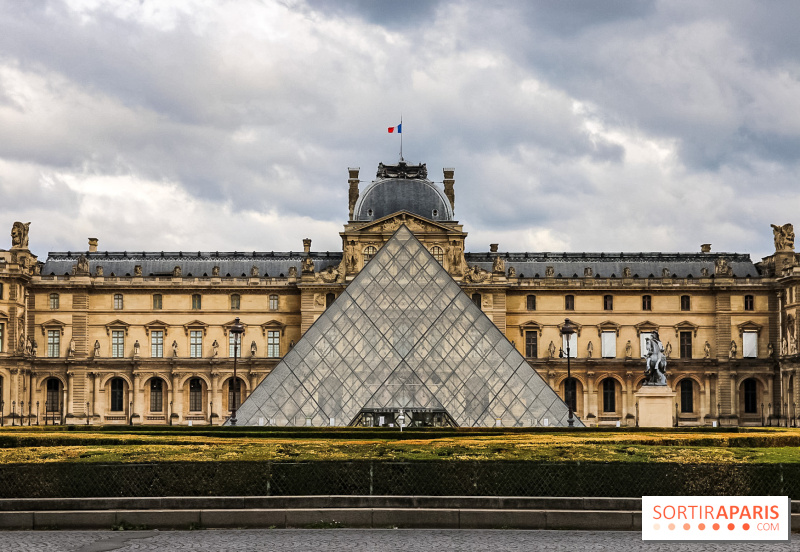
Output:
[132, 373, 142, 424]
[729, 372, 738, 419]
[172, 373, 181, 424]
[586, 371, 596, 421]
[61, 389, 67, 424]
[91, 372, 101, 419]
[703, 373, 711, 423]
[66, 371, 75, 416]
[621, 374, 630, 421]
[210, 372, 220, 425]
[768, 377, 775, 422]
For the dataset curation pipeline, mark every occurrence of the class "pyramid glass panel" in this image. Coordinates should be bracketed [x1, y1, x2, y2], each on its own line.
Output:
[229, 225, 581, 427]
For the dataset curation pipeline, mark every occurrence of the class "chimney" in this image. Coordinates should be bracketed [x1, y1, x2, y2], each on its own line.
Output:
[303, 238, 312, 254]
[490, 244, 499, 253]
[88, 238, 98, 252]
[443, 168, 455, 212]
[701, 244, 711, 253]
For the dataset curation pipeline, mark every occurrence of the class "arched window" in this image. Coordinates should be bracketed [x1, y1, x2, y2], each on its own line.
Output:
[526, 295, 536, 311]
[565, 295, 575, 311]
[189, 378, 203, 412]
[430, 246, 444, 264]
[230, 294, 241, 310]
[680, 295, 691, 311]
[49, 293, 59, 310]
[472, 293, 482, 310]
[744, 295, 754, 311]
[325, 292, 336, 308]
[642, 295, 652, 311]
[602, 379, 616, 412]
[150, 379, 163, 412]
[564, 378, 577, 412]
[46, 378, 60, 412]
[113, 293, 123, 310]
[743, 378, 758, 414]
[228, 378, 242, 411]
[110, 378, 125, 412]
[603, 295, 613, 310]
[363, 246, 377, 263]
[680, 379, 694, 413]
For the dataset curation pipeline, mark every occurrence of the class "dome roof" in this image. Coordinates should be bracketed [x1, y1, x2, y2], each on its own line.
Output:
[354, 162, 453, 222]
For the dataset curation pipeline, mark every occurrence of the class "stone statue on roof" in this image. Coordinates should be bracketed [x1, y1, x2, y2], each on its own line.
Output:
[11, 222, 30, 249]
[771, 223, 795, 251]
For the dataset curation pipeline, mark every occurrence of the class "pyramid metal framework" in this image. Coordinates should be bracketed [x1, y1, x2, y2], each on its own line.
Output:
[231, 225, 581, 427]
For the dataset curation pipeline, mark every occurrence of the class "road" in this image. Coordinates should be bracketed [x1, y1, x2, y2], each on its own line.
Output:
[0, 529, 796, 551]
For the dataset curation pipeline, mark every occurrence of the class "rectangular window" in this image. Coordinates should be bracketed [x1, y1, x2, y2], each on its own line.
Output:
[601, 331, 616, 358]
[565, 295, 574, 310]
[679, 331, 692, 359]
[562, 332, 577, 358]
[192, 294, 202, 310]
[111, 330, 125, 358]
[680, 295, 691, 311]
[113, 294, 123, 310]
[190, 330, 203, 358]
[743, 332, 758, 358]
[267, 330, 280, 358]
[47, 330, 60, 357]
[526, 295, 536, 311]
[151, 331, 163, 358]
[269, 294, 279, 310]
[525, 330, 537, 358]
[642, 295, 652, 311]
[603, 295, 613, 310]
[153, 294, 162, 310]
[639, 332, 653, 358]
[472, 293, 481, 310]
[744, 295, 754, 311]
[49, 293, 59, 309]
[231, 294, 241, 310]
[0, 323, 4, 353]
[229, 333, 241, 358]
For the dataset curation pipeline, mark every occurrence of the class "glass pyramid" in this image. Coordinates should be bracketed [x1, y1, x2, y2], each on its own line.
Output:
[231, 225, 581, 427]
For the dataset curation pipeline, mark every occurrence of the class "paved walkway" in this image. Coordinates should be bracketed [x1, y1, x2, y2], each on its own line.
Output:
[0, 529, 797, 552]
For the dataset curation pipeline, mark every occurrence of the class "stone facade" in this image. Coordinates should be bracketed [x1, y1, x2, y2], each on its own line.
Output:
[0, 162, 798, 426]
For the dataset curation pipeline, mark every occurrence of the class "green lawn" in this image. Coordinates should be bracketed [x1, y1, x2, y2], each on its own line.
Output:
[0, 426, 798, 464]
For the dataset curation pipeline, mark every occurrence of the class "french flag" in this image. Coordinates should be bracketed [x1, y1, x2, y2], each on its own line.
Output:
[388, 123, 402, 133]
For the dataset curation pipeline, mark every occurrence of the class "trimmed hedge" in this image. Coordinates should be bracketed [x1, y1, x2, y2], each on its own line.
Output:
[0, 461, 797, 499]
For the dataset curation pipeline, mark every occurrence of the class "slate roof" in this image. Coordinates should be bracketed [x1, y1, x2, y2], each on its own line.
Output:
[41, 251, 343, 277]
[464, 251, 760, 278]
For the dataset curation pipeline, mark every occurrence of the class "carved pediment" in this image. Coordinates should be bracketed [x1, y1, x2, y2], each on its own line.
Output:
[223, 319, 248, 336]
[183, 320, 209, 336]
[144, 320, 169, 336]
[104, 319, 130, 336]
[596, 320, 621, 336]
[738, 320, 763, 336]
[674, 320, 700, 338]
[519, 320, 544, 337]
[635, 320, 659, 335]
[359, 211, 453, 234]
[261, 320, 286, 336]
[557, 320, 582, 337]
[41, 318, 67, 335]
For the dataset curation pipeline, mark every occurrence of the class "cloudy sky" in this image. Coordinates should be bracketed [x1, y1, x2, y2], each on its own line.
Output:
[1, 0, 799, 261]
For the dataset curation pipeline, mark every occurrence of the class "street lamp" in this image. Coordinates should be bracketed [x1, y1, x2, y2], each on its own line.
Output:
[559, 318, 575, 428]
[229, 317, 245, 426]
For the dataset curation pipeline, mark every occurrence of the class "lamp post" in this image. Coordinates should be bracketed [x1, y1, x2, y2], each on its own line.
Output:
[559, 318, 575, 428]
[229, 317, 245, 426]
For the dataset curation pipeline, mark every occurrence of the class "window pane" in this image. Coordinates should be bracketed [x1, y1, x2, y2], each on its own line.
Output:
[153, 294, 162, 309]
[189, 379, 203, 411]
[150, 379, 163, 412]
[110, 379, 124, 411]
[192, 295, 201, 309]
[602, 379, 616, 412]
[269, 295, 278, 310]
[642, 295, 651, 311]
[228, 379, 241, 410]
[267, 330, 280, 358]
[50, 294, 59, 309]
[47, 330, 60, 357]
[151, 331, 163, 358]
[744, 295, 754, 311]
[231, 294, 240, 310]
[680, 379, 693, 413]
[525, 331, 537, 358]
[190, 330, 203, 358]
[114, 294, 123, 309]
[526, 295, 536, 311]
[680, 331, 692, 358]
[744, 379, 757, 413]
[430, 246, 444, 264]
[743, 332, 757, 358]
[472, 293, 481, 309]
[229, 333, 241, 357]
[46, 379, 60, 411]
[681, 295, 690, 311]
[601, 331, 616, 358]
[0, 323, 3, 353]
[565, 295, 574, 310]
[603, 295, 613, 310]
[112, 330, 125, 358]
[639, 332, 652, 358]
[562, 333, 577, 357]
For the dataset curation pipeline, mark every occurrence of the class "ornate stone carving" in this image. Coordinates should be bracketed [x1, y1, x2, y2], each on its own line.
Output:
[662, 268, 671, 278]
[250, 265, 259, 278]
[134, 265, 142, 277]
[319, 265, 341, 283]
[704, 341, 711, 359]
[771, 223, 795, 251]
[643, 331, 667, 386]
[133, 340, 140, 357]
[75, 255, 89, 275]
[623, 267, 632, 278]
[173, 266, 182, 277]
[302, 256, 315, 274]
[212, 265, 220, 277]
[376, 161, 427, 179]
[93, 340, 100, 358]
[287, 266, 297, 278]
[67, 338, 76, 358]
[11, 222, 30, 249]
[172, 340, 179, 357]
[95, 265, 103, 277]
[492, 256, 505, 274]
[250, 340, 257, 357]
[545, 266, 555, 278]
[507, 266, 516, 278]
[586, 340, 594, 358]
[548, 341, 556, 358]
[729, 340, 737, 359]
[715, 257, 732, 276]
[464, 265, 490, 283]
[625, 340, 632, 358]
[211, 340, 219, 357]
[584, 267, 593, 277]
[665, 341, 672, 359]
[768, 342, 774, 357]
[381, 214, 423, 233]
[314, 293, 325, 307]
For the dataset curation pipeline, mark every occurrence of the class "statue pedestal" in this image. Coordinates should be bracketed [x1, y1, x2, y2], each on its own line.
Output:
[635, 385, 676, 428]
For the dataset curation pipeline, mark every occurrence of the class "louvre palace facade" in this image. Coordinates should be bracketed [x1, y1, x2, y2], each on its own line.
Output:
[0, 160, 798, 427]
